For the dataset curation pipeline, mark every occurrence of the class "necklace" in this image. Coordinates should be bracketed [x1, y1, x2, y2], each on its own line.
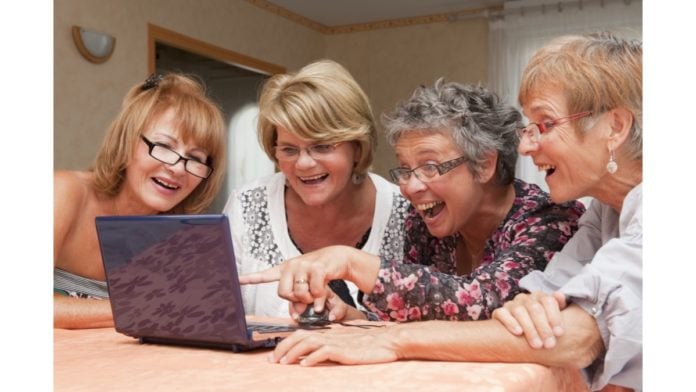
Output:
[460, 234, 485, 256]
[112, 197, 121, 216]
[467, 242, 486, 263]
[470, 245, 484, 258]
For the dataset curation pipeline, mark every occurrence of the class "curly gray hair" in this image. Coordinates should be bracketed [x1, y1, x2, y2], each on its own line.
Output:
[383, 79, 522, 185]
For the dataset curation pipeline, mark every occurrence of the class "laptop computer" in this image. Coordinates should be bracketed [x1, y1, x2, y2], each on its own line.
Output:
[95, 214, 296, 352]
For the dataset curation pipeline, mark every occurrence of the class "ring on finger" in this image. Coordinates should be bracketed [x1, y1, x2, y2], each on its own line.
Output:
[294, 278, 308, 285]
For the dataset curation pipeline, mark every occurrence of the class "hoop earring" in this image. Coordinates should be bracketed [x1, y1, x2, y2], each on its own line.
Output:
[606, 148, 618, 174]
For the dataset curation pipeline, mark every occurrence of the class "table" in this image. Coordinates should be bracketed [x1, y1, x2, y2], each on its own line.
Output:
[55, 323, 590, 391]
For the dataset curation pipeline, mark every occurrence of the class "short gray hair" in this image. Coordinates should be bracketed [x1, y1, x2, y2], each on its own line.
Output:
[383, 79, 522, 185]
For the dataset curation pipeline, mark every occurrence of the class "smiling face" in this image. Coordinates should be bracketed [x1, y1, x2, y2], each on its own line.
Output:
[518, 88, 612, 203]
[395, 130, 484, 238]
[275, 126, 359, 207]
[121, 108, 207, 213]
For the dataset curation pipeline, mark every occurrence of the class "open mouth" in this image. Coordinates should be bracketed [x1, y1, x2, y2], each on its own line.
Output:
[537, 164, 556, 177]
[153, 177, 180, 190]
[417, 201, 445, 219]
[299, 173, 329, 185]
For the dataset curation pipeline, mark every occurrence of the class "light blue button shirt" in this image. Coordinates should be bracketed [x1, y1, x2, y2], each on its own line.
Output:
[521, 184, 642, 391]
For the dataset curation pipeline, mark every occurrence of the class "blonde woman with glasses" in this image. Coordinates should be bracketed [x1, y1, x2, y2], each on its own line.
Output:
[223, 60, 408, 321]
[54, 73, 226, 329]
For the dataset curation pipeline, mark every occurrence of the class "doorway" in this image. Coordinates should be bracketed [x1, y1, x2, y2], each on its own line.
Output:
[149, 24, 283, 213]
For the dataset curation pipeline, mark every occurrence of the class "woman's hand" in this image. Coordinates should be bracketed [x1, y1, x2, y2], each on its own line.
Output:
[269, 326, 399, 366]
[288, 288, 367, 322]
[492, 291, 568, 349]
[240, 245, 381, 312]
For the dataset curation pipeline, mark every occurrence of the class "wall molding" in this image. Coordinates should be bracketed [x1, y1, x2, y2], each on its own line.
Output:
[147, 23, 285, 75]
[245, 0, 502, 34]
[246, 0, 332, 33]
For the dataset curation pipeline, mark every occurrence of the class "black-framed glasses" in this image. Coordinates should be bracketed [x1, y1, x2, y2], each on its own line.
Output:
[389, 155, 469, 185]
[515, 111, 592, 143]
[141, 136, 213, 179]
[274, 142, 343, 162]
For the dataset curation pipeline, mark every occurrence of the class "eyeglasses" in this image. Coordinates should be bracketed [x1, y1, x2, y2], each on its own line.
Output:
[274, 142, 342, 162]
[141, 136, 213, 179]
[389, 155, 469, 185]
[516, 111, 593, 143]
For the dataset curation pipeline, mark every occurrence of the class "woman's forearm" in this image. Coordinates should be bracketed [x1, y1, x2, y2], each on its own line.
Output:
[393, 304, 604, 369]
[53, 294, 114, 329]
[345, 248, 381, 293]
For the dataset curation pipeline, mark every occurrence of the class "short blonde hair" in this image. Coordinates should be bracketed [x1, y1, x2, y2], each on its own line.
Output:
[258, 59, 377, 175]
[92, 73, 226, 213]
[518, 32, 642, 160]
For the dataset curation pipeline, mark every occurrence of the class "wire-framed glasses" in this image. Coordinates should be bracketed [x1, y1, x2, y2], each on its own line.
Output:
[141, 136, 213, 179]
[515, 111, 593, 143]
[389, 155, 469, 185]
[274, 142, 343, 162]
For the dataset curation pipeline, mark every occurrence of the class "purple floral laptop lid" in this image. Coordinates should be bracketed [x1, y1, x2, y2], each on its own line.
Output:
[95, 214, 294, 351]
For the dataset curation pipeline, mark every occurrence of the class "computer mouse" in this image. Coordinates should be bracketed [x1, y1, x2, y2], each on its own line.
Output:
[297, 305, 331, 328]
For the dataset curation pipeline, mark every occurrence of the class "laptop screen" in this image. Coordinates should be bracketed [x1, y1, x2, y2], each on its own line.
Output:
[96, 215, 250, 346]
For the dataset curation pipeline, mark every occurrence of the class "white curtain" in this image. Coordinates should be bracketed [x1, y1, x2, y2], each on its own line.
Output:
[227, 104, 275, 194]
[488, 0, 642, 195]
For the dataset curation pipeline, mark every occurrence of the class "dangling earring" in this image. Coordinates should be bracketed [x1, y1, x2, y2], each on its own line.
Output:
[352, 172, 366, 185]
[606, 148, 618, 174]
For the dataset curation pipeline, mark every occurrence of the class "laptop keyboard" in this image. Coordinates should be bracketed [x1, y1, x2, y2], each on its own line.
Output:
[247, 322, 297, 334]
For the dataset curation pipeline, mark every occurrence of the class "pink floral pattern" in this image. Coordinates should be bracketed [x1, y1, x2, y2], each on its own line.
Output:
[362, 180, 585, 321]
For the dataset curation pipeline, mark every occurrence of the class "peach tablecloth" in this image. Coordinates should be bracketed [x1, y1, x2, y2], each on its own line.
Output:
[55, 324, 589, 392]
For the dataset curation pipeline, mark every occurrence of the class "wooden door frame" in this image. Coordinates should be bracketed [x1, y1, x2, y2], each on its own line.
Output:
[147, 23, 285, 75]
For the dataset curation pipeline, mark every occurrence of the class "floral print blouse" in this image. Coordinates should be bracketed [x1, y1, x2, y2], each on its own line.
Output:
[361, 179, 585, 321]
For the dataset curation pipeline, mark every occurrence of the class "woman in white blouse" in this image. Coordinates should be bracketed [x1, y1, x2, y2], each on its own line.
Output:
[223, 59, 407, 320]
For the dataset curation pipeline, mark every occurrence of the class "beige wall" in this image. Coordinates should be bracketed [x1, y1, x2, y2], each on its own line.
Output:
[55, 1, 488, 178]
[325, 19, 489, 175]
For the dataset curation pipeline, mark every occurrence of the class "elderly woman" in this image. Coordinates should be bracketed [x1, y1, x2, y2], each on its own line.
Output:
[241, 80, 585, 323]
[493, 32, 642, 390]
[54, 73, 226, 329]
[254, 32, 641, 392]
[223, 59, 407, 320]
